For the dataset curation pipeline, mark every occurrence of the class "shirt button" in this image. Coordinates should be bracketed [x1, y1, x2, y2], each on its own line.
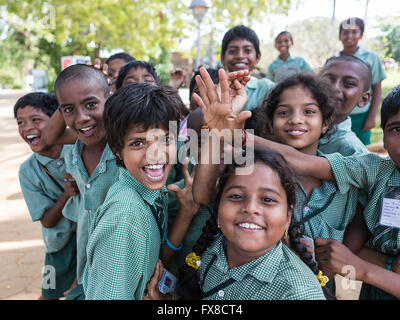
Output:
[218, 290, 224, 297]
[86, 183, 91, 189]
[56, 161, 62, 166]
[304, 206, 310, 212]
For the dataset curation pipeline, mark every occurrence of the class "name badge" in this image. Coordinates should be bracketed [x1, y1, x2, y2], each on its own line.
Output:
[379, 189, 400, 229]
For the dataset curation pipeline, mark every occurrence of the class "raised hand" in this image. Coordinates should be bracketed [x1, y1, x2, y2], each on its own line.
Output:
[192, 67, 251, 134]
[169, 68, 185, 89]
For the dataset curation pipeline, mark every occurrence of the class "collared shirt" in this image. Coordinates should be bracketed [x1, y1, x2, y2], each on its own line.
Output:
[199, 235, 325, 300]
[244, 76, 275, 111]
[82, 167, 168, 300]
[325, 152, 400, 255]
[339, 47, 387, 115]
[294, 151, 362, 242]
[267, 55, 313, 83]
[19, 145, 77, 253]
[318, 117, 370, 156]
[64, 139, 120, 284]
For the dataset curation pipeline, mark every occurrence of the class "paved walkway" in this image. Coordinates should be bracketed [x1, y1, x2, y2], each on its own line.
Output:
[1, 89, 386, 300]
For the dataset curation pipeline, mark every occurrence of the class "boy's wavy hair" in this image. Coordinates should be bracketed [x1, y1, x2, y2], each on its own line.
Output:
[177, 146, 336, 300]
[258, 72, 337, 139]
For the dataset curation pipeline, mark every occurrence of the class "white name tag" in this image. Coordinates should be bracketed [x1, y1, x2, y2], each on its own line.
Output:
[380, 197, 400, 229]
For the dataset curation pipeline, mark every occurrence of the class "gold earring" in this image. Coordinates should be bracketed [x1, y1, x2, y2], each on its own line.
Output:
[284, 226, 289, 238]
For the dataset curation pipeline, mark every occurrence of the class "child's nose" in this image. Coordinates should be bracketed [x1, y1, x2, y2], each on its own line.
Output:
[243, 197, 260, 215]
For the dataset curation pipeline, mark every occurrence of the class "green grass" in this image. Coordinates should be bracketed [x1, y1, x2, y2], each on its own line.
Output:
[370, 70, 400, 145]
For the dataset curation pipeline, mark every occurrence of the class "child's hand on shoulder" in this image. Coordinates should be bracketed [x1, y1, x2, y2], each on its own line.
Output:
[63, 174, 79, 198]
[167, 158, 200, 218]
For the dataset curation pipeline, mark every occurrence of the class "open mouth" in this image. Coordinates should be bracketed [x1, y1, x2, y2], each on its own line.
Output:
[142, 164, 167, 182]
[79, 125, 96, 137]
[26, 134, 40, 145]
[237, 222, 264, 232]
[232, 62, 248, 70]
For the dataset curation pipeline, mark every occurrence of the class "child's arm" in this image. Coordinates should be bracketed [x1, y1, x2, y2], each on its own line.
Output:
[191, 67, 335, 183]
[342, 202, 371, 253]
[191, 68, 251, 205]
[40, 174, 79, 228]
[42, 109, 77, 146]
[163, 159, 200, 264]
[315, 238, 400, 298]
[363, 81, 382, 131]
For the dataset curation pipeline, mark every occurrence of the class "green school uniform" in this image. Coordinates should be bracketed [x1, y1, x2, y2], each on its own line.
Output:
[199, 235, 325, 300]
[267, 55, 313, 83]
[339, 47, 387, 145]
[294, 163, 361, 242]
[166, 178, 211, 276]
[244, 76, 275, 111]
[82, 167, 168, 300]
[63, 139, 119, 287]
[19, 145, 77, 298]
[318, 117, 369, 156]
[324, 152, 399, 300]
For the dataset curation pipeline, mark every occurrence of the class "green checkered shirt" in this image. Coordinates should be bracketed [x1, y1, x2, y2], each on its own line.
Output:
[294, 151, 362, 242]
[19, 145, 77, 253]
[64, 139, 120, 284]
[318, 117, 369, 156]
[325, 152, 400, 255]
[199, 235, 326, 300]
[83, 167, 168, 300]
[267, 55, 313, 82]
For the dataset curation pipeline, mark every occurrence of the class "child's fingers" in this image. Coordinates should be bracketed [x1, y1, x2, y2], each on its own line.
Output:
[195, 75, 210, 107]
[93, 58, 101, 70]
[102, 63, 108, 76]
[217, 68, 230, 104]
[192, 92, 208, 115]
[237, 111, 252, 127]
[166, 184, 182, 194]
[199, 67, 220, 103]
[181, 158, 192, 187]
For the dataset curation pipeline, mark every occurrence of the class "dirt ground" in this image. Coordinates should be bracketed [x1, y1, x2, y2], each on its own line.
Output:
[1, 89, 382, 300]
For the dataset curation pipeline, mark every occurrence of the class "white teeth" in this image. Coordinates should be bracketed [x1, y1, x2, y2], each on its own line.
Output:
[27, 135, 39, 139]
[145, 164, 164, 170]
[80, 126, 94, 132]
[238, 222, 263, 230]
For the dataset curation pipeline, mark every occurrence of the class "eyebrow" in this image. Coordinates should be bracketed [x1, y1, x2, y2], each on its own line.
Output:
[126, 131, 170, 142]
[225, 185, 281, 196]
[277, 102, 319, 107]
[386, 120, 400, 128]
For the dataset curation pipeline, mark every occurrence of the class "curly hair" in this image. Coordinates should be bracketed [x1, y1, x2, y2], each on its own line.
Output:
[177, 146, 335, 300]
[258, 72, 337, 139]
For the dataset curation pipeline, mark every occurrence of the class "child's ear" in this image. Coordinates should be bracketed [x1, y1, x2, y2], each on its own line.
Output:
[357, 91, 371, 108]
[255, 52, 261, 65]
[321, 120, 330, 135]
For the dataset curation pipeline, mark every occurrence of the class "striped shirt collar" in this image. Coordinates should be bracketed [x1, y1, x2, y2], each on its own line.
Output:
[71, 139, 115, 169]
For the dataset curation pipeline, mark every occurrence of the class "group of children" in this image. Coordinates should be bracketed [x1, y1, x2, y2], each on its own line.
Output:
[13, 16, 399, 300]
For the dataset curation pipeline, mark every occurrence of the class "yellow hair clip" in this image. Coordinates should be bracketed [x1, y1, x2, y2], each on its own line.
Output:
[316, 270, 329, 287]
[186, 252, 201, 270]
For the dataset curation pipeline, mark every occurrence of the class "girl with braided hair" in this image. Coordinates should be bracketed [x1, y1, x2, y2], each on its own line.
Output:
[144, 147, 332, 299]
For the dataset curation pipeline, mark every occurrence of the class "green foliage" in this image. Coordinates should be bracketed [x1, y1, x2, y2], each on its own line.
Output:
[379, 23, 400, 62]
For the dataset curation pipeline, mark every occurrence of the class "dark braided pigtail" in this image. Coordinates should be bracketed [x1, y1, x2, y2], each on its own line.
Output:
[288, 219, 337, 300]
[177, 203, 219, 300]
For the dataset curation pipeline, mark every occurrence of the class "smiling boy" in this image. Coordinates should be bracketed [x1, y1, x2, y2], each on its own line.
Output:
[15, 92, 78, 299]
[83, 83, 197, 300]
[221, 25, 275, 111]
[318, 55, 372, 156]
